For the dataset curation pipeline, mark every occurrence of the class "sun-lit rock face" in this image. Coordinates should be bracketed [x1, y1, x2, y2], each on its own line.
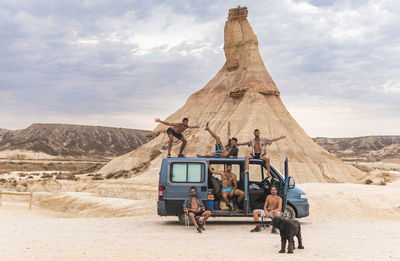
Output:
[99, 6, 363, 183]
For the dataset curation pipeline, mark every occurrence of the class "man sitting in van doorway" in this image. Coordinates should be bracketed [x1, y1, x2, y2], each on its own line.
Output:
[183, 187, 211, 233]
[207, 162, 245, 210]
[197, 121, 238, 158]
[238, 129, 285, 177]
[155, 117, 200, 158]
[250, 186, 282, 234]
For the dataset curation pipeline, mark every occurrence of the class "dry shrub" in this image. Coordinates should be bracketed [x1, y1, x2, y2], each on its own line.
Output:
[365, 179, 373, 185]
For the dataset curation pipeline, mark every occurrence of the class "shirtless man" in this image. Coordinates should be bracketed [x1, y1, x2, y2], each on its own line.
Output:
[207, 161, 245, 210]
[183, 186, 211, 233]
[155, 117, 199, 158]
[238, 129, 285, 177]
[197, 122, 238, 158]
[250, 186, 282, 233]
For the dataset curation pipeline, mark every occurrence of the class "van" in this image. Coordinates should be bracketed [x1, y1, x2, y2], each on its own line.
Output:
[157, 157, 309, 223]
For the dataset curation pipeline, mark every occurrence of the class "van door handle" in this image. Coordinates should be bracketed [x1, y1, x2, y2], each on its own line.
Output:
[201, 186, 207, 192]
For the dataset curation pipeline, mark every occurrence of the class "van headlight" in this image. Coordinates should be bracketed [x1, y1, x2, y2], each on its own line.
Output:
[300, 194, 307, 199]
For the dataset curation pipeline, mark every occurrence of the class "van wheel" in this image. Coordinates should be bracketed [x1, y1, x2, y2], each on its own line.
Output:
[178, 213, 186, 225]
[282, 205, 295, 220]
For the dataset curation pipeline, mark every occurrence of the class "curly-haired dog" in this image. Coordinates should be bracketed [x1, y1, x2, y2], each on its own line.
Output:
[272, 216, 304, 254]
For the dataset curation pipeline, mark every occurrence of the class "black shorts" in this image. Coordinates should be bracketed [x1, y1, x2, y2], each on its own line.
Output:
[189, 210, 205, 217]
[251, 153, 261, 159]
[167, 127, 183, 139]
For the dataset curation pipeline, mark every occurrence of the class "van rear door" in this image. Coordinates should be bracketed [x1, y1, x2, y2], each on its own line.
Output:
[165, 161, 208, 201]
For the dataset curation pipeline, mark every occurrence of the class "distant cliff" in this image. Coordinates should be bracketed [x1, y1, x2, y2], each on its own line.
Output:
[314, 136, 400, 162]
[0, 124, 149, 158]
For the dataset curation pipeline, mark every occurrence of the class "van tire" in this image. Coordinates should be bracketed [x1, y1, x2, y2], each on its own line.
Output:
[282, 205, 295, 220]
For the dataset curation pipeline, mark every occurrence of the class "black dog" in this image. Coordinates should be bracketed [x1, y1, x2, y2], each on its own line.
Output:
[272, 216, 304, 254]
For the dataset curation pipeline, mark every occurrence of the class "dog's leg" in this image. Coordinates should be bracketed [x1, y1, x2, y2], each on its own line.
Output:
[279, 237, 286, 253]
[288, 237, 295, 254]
[297, 227, 304, 249]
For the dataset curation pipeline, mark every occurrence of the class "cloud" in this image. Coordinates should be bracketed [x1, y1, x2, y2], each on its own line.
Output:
[0, 0, 399, 137]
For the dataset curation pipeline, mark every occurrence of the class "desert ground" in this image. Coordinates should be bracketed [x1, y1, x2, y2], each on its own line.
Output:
[1, 179, 399, 261]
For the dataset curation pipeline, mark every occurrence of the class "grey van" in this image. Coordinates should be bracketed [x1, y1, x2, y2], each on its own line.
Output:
[157, 157, 309, 224]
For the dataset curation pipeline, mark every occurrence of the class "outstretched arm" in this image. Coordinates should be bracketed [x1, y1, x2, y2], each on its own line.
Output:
[188, 124, 200, 128]
[154, 118, 178, 127]
[237, 140, 250, 146]
[271, 135, 286, 143]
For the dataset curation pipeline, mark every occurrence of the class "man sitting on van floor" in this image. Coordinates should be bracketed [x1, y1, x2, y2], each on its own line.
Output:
[207, 162, 245, 210]
[183, 187, 211, 233]
[250, 186, 282, 234]
[197, 121, 238, 158]
[238, 129, 285, 177]
[155, 117, 200, 158]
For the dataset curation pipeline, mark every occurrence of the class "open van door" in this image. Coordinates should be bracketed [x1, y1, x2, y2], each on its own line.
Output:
[281, 158, 296, 220]
[282, 157, 289, 213]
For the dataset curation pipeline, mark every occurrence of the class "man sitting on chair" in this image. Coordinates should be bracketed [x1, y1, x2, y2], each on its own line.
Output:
[250, 186, 282, 234]
[183, 187, 211, 233]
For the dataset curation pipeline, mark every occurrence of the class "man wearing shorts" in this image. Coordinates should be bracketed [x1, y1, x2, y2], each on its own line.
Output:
[250, 186, 282, 233]
[183, 187, 211, 233]
[207, 162, 244, 210]
[197, 121, 238, 158]
[238, 129, 285, 177]
[155, 117, 199, 158]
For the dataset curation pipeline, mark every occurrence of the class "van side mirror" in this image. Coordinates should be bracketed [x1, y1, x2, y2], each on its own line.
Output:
[288, 177, 295, 189]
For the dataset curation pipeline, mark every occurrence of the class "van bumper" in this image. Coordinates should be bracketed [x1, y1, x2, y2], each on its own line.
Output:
[157, 200, 167, 216]
[292, 201, 309, 218]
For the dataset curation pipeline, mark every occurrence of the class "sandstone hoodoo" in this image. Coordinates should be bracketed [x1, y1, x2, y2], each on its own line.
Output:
[99, 6, 363, 183]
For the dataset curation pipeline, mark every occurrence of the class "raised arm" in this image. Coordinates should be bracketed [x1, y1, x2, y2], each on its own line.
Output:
[154, 118, 178, 127]
[188, 124, 200, 129]
[207, 161, 223, 176]
[227, 121, 231, 140]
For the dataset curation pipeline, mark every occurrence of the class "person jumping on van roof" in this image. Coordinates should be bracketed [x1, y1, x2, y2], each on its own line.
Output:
[155, 117, 200, 158]
[183, 186, 211, 233]
[238, 129, 285, 177]
[250, 185, 281, 234]
[207, 161, 245, 210]
[197, 121, 238, 158]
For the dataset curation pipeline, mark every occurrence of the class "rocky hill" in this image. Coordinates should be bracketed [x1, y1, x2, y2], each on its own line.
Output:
[314, 136, 400, 162]
[0, 124, 149, 158]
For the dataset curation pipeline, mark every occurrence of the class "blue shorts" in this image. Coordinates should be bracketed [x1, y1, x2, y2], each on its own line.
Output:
[221, 187, 233, 193]
[212, 142, 224, 158]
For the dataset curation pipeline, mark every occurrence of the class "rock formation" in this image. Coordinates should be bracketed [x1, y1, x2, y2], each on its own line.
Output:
[99, 6, 363, 183]
[0, 123, 149, 158]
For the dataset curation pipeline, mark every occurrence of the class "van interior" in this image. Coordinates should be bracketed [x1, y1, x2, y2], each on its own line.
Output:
[207, 161, 282, 212]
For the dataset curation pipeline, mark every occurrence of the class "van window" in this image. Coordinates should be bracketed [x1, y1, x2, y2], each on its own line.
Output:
[170, 163, 204, 183]
[249, 164, 263, 182]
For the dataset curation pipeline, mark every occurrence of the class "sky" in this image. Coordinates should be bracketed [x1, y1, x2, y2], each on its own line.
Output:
[0, 0, 399, 137]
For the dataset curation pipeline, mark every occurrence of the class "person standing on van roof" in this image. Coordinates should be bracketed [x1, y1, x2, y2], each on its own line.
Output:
[207, 162, 245, 210]
[197, 121, 238, 158]
[250, 185, 282, 234]
[183, 187, 211, 233]
[155, 117, 200, 158]
[238, 129, 285, 177]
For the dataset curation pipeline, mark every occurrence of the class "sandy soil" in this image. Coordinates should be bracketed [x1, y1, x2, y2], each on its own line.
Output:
[1, 182, 400, 261]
